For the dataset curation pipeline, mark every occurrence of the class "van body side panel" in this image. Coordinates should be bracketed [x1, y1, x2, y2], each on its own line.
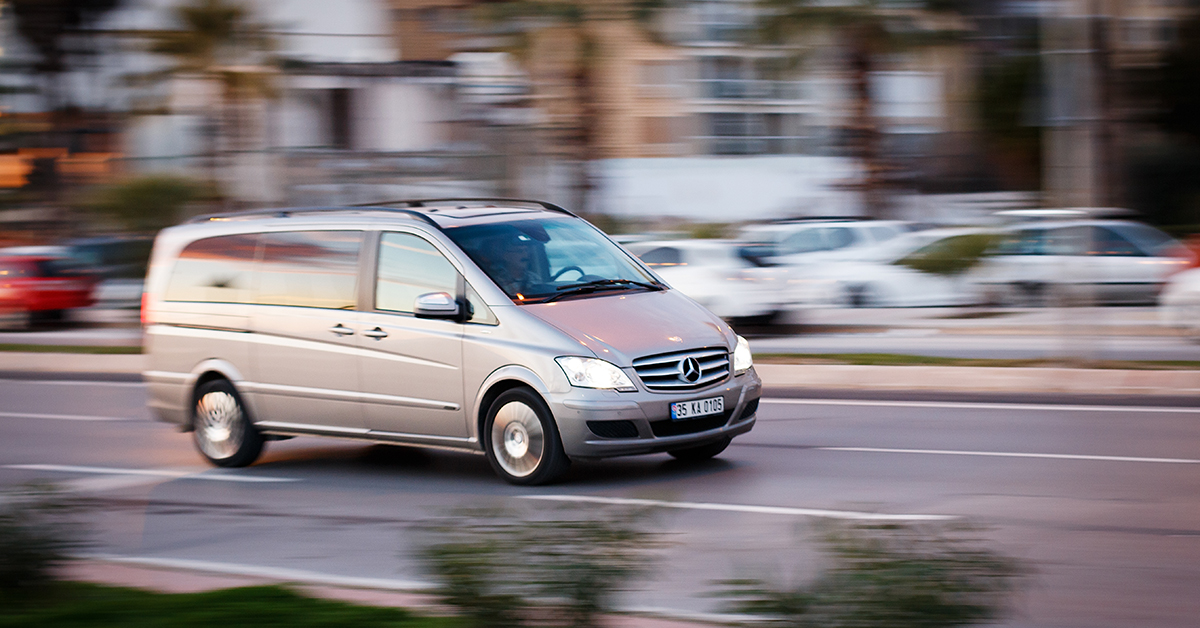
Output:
[355, 312, 466, 438]
[460, 306, 588, 442]
[244, 305, 366, 431]
[143, 303, 253, 428]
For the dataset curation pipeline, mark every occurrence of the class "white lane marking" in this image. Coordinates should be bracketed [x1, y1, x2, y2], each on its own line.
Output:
[82, 554, 433, 591]
[819, 447, 1200, 465]
[762, 397, 1200, 414]
[4, 464, 298, 483]
[0, 411, 132, 422]
[519, 495, 952, 521]
[0, 379, 143, 388]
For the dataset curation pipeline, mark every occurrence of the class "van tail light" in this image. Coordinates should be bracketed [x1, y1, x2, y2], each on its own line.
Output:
[140, 292, 149, 326]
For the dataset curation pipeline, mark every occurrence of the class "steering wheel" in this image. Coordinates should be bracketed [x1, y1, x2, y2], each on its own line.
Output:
[552, 266, 585, 281]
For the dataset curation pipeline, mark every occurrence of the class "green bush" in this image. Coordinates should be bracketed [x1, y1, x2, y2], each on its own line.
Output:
[417, 506, 662, 628]
[717, 522, 1024, 627]
[82, 175, 212, 232]
[896, 233, 998, 276]
[689, 223, 731, 239]
[0, 484, 86, 599]
[0, 582, 452, 626]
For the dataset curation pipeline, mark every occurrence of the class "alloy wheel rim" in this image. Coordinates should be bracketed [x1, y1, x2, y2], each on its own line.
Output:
[491, 401, 544, 478]
[195, 391, 243, 460]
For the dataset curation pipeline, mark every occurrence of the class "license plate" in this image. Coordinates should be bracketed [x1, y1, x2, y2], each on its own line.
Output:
[671, 396, 724, 421]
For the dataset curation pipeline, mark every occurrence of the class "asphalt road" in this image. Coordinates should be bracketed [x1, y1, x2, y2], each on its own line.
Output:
[2, 376, 1200, 626]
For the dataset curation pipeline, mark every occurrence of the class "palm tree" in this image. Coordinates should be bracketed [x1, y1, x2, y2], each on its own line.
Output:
[472, 0, 672, 211]
[8, 0, 122, 112]
[756, 0, 963, 216]
[135, 0, 276, 187]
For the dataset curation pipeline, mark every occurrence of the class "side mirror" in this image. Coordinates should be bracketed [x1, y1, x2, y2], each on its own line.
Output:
[414, 291, 460, 319]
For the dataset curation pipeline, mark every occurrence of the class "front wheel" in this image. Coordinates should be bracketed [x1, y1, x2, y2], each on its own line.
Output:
[192, 379, 264, 467]
[484, 388, 570, 485]
[668, 436, 731, 462]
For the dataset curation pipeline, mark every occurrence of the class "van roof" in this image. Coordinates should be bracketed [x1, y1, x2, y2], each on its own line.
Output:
[188, 198, 576, 230]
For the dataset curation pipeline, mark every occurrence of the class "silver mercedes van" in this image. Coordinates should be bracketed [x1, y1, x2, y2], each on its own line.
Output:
[142, 199, 760, 484]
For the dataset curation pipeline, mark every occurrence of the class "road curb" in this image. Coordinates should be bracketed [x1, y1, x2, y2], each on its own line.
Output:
[754, 363, 1200, 397]
[0, 352, 145, 374]
[4, 353, 1200, 397]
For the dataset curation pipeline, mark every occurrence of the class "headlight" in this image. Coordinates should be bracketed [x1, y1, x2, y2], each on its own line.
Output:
[556, 356, 637, 392]
[733, 335, 753, 375]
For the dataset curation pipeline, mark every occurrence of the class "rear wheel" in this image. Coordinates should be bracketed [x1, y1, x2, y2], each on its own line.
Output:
[192, 379, 263, 467]
[668, 436, 731, 462]
[484, 388, 569, 485]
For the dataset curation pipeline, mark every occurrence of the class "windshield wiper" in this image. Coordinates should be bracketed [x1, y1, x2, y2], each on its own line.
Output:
[542, 278, 662, 303]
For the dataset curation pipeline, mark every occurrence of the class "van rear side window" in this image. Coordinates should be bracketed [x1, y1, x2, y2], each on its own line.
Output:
[256, 231, 361, 309]
[164, 234, 259, 303]
[164, 230, 363, 309]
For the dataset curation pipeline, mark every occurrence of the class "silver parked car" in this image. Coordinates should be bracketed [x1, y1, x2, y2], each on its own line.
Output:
[971, 219, 1194, 305]
[142, 199, 760, 484]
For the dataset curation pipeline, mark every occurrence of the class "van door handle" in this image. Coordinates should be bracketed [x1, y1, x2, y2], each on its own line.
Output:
[328, 324, 355, 336]
[362, 327, 388, 340]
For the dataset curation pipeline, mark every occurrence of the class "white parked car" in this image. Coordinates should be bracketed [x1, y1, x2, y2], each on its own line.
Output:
[971, 220, 1194, 305]
[625, 240, 795, 323]
[738, 219, 914, 267]
[803, 229, 989, 308]
[1159, 266, 1200, 337]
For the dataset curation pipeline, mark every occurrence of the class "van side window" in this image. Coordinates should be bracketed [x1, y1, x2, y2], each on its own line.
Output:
[376, 232, 458, 314]
[164, 233, 259, 303]
[257, 231, 362, 309]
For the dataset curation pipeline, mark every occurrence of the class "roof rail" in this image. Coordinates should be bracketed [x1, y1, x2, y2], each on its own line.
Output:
[764, 215, 871, 224]
[353, 197, 577, 217]
[188, 206, 443, 228]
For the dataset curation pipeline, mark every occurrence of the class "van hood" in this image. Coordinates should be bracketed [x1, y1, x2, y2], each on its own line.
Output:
[522, 289, 735, 366]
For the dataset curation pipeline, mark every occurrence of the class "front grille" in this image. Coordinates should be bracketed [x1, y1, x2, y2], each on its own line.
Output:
[632, 347, 730, 392]
[650, 413, 730, 437]
[587, 420, 639, 439]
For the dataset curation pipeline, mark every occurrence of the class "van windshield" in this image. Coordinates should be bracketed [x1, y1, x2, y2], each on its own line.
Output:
[443, 216, 662, 303]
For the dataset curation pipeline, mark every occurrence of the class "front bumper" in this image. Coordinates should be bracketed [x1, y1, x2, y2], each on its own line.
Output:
[547, 368, 762, 459]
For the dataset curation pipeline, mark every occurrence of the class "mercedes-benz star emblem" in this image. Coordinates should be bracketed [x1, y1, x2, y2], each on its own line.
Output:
[678, 357, 701, 383]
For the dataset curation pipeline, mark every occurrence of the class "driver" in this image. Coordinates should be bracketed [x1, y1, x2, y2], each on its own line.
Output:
[493, 238, 538, 296]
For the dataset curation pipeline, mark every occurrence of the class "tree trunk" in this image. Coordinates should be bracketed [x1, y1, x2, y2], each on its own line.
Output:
[847, 33, 886, 218]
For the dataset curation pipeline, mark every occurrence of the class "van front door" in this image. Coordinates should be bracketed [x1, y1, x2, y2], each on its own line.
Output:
[355, 232, 467, 443]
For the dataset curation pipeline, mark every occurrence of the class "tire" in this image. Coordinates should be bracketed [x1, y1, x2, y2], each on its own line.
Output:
[668, 436, 731, 462]
[483, 388, 570, 485]
[732, 310, 782, 327]
[192, 379, 264, 468]
[844, 284, 875, 308]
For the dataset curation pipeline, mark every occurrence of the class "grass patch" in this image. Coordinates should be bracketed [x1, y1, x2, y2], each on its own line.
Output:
[0, 344, 142, 355]
[755, 353, 1200, 370]
[0, 582, 455, 627]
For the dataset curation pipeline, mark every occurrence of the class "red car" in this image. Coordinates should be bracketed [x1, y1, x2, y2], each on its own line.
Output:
[0, 248, 97, 327]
